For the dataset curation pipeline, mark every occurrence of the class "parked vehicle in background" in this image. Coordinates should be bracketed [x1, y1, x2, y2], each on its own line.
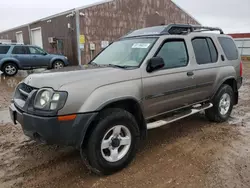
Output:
[9, 24, 242, 175]
[0, 44, 69, 76]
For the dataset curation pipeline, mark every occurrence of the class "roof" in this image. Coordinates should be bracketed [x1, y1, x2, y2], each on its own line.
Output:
[228, 33, 250, 39]
[0, 0, 199, 35]
[76, 0, 112, 10]
[0, 0, 113, 34]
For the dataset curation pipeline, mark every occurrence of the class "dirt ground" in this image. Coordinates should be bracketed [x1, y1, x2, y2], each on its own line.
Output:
[0, 63, 250, 188]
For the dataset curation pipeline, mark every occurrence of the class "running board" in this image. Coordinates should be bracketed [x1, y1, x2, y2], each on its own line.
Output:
[147, 103, 213, 130]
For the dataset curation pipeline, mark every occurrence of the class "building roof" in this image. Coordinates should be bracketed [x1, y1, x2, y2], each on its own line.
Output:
[0, 0, 199, 34]
[228, 33, 250, 38]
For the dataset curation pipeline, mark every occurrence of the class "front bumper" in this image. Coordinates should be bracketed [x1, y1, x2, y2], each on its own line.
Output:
[9, 103, 97, 148]
[237, 77, 243, 90]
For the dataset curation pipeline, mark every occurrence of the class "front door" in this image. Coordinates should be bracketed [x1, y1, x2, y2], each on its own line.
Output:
[142, 38, 197, 119]
[27, 46, 50, 67]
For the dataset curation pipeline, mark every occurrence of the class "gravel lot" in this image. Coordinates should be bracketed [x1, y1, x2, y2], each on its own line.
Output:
[0, 63, 250, 188]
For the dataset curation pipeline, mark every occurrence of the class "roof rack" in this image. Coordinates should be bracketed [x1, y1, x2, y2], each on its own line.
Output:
[123, 24, 224, 38]
[0, 43, 24, 45]
[164, 24, 224, 35]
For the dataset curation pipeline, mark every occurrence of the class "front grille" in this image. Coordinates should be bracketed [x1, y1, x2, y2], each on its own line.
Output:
[20, 83, 35, 94]
[16, 83, 36, 101]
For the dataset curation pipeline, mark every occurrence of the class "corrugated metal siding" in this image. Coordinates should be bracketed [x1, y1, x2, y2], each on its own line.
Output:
[29, 14, 78, 65]
[229, 33, 250, 61]
[0, 26, 30, 44]
[229, 33, 250, 39]
[79, 0, 199, 64]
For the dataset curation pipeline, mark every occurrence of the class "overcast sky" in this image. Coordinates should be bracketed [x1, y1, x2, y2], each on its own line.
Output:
[0, 0, 249, 33]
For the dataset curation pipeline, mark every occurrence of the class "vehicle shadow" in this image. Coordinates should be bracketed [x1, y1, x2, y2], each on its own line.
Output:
[6, 112, 239, 188]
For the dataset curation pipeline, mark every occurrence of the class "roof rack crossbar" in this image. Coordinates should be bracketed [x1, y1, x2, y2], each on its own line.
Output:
[162, 24, 224, 35]
[192, 25, 224, 34]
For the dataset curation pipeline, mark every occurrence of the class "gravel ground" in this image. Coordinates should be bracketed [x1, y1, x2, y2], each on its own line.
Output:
[0, 64, 250, 188]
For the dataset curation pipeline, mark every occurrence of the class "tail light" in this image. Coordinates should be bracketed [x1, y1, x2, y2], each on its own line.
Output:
[240, 61, 243, 77]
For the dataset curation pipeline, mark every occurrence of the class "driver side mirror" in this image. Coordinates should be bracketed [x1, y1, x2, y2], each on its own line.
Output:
[146, 57, 165, 73]
[43, 52, 47, 55]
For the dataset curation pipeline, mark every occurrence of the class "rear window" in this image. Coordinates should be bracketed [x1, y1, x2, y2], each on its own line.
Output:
[218, 37, 238, 60]
[12, 46, 28, 54]
[0, 46, 10, 54]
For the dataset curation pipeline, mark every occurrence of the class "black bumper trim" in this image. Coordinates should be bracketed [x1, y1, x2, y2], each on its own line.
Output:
[9, 103, 97, 148]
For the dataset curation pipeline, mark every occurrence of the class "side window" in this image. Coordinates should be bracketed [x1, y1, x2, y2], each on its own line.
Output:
[0, 46, 10, 54]
[192, 38, 211, 64]
[218, 37, 238, 60]
[12, 46, 28, 54]
[29, 47, 44, 55]
[156, 40, 188, 69]
[207, 38, 218, 62]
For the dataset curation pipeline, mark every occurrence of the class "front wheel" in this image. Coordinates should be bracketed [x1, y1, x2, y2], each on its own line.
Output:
[52, 60, 64, 69]
[205, 84, 234, 122]
[84, 109, 140, 175]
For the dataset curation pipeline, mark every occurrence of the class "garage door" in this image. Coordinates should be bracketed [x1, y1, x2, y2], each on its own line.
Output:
[16, 32, 24, 44]
[31, 28, 43, 48]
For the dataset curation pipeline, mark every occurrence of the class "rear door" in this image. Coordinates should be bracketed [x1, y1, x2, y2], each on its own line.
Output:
[191, 36, 220, 101]
[11, 46, 30, 68]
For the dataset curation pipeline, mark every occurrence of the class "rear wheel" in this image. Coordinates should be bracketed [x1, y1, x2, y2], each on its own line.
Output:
[2, 63, 18, 76]
[205, 84, 234, 122]
[83, 108, 139, 175]
[52, 60, 64, 69]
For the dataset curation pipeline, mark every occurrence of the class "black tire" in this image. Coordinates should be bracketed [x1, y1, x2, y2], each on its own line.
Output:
[2, 62, 18, 76]
[84, 108, 140, 175]
[205, 84, 234, 122]
[52, 60, 64, 69]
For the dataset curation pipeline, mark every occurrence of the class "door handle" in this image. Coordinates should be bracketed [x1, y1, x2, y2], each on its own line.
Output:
[187, 71, 194, 77]
[221, 55, 225, 61]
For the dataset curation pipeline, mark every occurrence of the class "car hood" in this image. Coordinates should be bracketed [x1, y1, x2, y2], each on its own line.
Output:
[23, 65, 141, 90]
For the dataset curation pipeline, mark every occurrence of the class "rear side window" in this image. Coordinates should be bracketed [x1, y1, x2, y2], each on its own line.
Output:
[12, 46, 28, 54]
[192, 37, 218, 64]
[0, 46, 10, 54]
[207, 38, 218, 62]
[218, 37, 238, 60]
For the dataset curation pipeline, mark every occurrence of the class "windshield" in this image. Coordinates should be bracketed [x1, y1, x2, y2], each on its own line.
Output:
[91, 38, 157, 67]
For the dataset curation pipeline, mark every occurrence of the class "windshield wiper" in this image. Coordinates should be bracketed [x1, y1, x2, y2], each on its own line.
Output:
[89, 61, 99, 66]
[89, 62, 137, 69]
[107, 64, 137, 69]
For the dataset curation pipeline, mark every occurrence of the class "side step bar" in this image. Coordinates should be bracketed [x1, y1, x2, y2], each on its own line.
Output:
[147, 103, 213, 130]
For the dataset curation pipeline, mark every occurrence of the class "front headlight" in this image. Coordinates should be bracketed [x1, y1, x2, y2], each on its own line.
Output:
[39, 90, 52, 107]
[34, 88, 67, 111]
[64, 56, 68, 60]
